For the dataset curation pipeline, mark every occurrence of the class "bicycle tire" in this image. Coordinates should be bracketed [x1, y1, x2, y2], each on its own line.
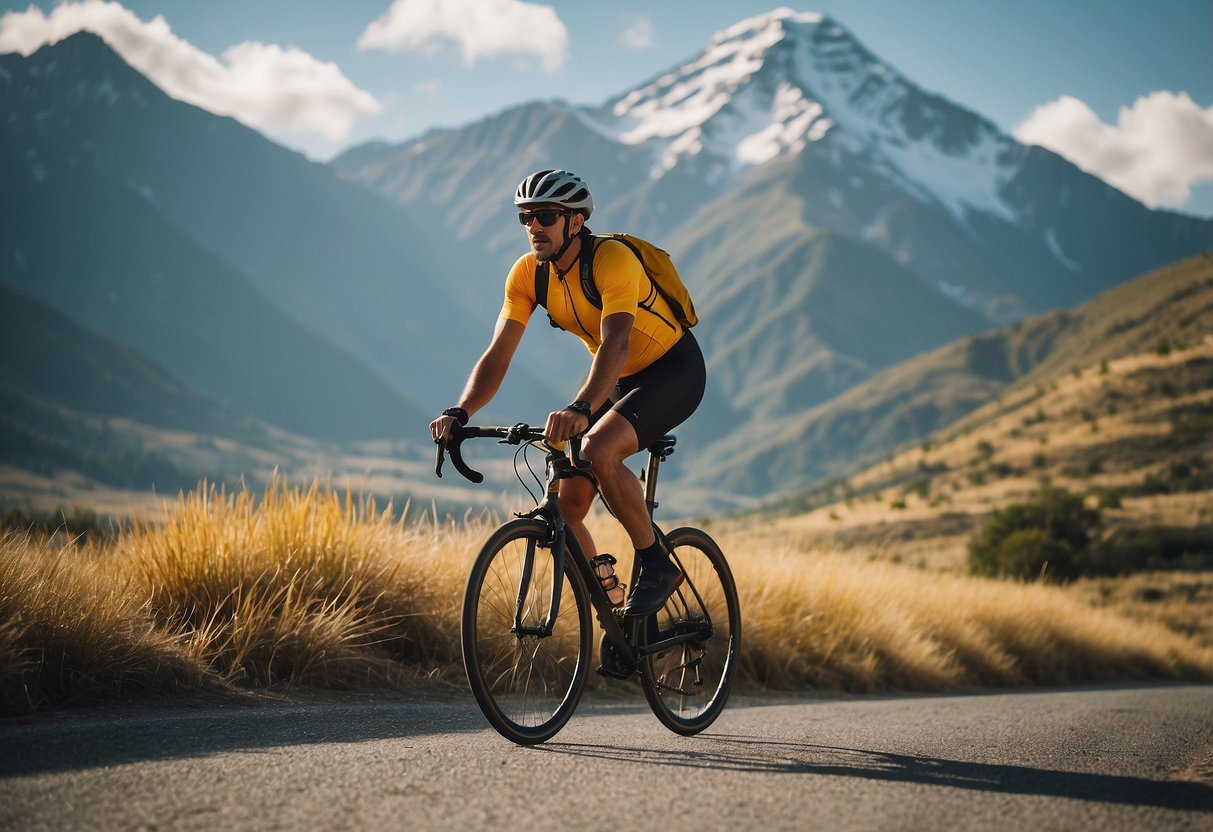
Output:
[639, 526, 741, 735]
[461, 517, 592, 744]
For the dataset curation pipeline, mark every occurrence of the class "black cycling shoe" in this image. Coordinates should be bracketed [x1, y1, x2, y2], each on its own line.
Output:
[622, 558, 684, 617]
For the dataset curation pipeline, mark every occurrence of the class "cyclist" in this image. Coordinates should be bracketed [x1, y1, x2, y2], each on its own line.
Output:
[429, 169, 706, 617]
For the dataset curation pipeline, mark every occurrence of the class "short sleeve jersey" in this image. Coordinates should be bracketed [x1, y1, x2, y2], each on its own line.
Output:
[500, 238, 684, 377]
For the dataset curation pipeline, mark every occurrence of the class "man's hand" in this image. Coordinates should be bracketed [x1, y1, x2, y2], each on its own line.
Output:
[545, 407, 590, 444]
[430, 407, 467, 444]
[430, 415, 456, 444]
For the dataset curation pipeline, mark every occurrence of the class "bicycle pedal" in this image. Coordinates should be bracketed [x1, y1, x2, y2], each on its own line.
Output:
[598, 632, 635, 679]
[595, 664, 632, 681]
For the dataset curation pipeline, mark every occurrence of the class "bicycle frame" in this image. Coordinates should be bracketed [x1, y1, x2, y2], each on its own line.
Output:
[437, 424, 715, 679]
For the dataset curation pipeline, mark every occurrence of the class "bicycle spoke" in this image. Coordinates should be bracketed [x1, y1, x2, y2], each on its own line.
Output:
[462, 519, 590, 745]
[641, 527, 740, 735]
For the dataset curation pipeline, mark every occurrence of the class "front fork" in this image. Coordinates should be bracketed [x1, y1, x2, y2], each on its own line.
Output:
[511, 515, 566, 638]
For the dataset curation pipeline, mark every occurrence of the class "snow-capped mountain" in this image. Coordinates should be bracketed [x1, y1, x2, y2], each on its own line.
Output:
[590, 8, 1019, 226]
[340, 8, 1209, 320]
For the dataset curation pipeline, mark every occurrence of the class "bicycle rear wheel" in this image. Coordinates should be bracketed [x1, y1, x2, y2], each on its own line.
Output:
[461, 518, 592, 745]
[640, 526, 741, 735]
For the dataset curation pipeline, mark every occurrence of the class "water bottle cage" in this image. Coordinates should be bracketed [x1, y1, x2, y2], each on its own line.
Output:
[590, 553, 625, 604]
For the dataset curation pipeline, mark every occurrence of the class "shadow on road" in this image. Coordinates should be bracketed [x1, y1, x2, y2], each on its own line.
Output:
[539, 735, 1213, 812]
[0, 698, 484, 778]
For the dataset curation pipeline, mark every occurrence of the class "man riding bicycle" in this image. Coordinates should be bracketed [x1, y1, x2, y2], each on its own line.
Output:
[429, 169, 706, 618]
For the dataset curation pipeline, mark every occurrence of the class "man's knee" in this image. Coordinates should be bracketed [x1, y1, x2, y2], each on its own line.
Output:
[580, 434, 620, 466]
[582, 417, 637, 468]
[558, 478, 595, 519]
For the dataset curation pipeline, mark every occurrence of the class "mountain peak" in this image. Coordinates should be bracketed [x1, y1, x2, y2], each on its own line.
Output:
[710, 7, 826, 45]
[592, 9, 1024, 224]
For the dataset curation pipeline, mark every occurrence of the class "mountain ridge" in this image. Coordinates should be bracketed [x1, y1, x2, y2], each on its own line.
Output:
[686, 251, 1213, 504]
[2, 32, 561, 421]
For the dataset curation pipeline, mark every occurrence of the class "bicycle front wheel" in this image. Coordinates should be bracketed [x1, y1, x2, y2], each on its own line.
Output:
[461, 518, 592, 745]
[640, 526, 741, 735]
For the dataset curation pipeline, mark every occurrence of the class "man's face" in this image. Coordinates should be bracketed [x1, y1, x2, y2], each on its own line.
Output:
[521, 202, 582, 262]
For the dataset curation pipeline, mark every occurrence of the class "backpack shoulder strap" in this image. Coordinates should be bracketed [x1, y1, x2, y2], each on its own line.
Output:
[579, 234, 602, 309]
[534, 260, 549, 310]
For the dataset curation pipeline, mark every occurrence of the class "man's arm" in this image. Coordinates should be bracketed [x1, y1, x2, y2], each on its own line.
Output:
[545, 312, 633, 442]
[430, 317, 525, 442]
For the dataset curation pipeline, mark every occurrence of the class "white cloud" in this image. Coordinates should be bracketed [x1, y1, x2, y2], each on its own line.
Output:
[1015, 91, 1213, 210]
[619, 15, 654, 50]
[358, 0, 567, 72]
[0, 1, 382, 147]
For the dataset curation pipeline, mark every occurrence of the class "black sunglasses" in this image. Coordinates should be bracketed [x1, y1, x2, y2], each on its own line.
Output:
[517, 209, 572, 227]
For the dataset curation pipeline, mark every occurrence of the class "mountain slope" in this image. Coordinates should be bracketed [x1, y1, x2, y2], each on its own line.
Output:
[0, 282, 251, 436]
[699, 228, 990, 419]
[0, 33, 557, 422]
[685, 252, 1213, 502]
[0, 92, 423, 439]
[333, 9, 1212, 501]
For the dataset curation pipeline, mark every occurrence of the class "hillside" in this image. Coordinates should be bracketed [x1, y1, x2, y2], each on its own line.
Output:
[754, 255, 1213, 566]
[0, 32, 558, 425]
[0, 283, 252, 437]
[681, 252, 1213, 503]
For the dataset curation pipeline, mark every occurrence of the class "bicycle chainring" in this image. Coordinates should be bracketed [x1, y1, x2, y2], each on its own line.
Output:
[596, 631, 635, 680]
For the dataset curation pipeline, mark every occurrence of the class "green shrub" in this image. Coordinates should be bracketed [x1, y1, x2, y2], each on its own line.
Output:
[978, 528, 1077, 582]
[1085, 526, 1213, 575]
[968, 488, 1100, 582]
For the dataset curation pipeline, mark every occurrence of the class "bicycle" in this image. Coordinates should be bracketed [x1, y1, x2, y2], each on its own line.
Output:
[435, 421, 741, 745]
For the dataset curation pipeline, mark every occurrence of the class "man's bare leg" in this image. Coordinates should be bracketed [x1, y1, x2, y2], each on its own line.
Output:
[581, 413, 682, 616]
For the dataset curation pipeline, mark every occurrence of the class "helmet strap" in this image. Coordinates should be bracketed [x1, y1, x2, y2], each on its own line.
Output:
[551, 219, 588, 271]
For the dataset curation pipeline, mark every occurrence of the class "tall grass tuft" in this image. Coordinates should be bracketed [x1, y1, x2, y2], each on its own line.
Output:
[123, 480, 465, 689]
[0, 531, 217, 714]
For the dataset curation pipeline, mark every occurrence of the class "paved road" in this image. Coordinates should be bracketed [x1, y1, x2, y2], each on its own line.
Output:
[2, 684, 1211, 831]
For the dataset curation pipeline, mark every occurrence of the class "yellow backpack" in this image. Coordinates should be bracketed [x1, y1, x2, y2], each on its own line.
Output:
[534, 232, 699, 329]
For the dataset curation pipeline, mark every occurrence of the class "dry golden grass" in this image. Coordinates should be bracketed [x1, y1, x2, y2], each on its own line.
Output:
[0, 531, 218, 713]
[726, 544, 1212, 691]
[2, 478, 1210, 715]
[1070, 571, 1213, 649]
[123, 481, 472, 690]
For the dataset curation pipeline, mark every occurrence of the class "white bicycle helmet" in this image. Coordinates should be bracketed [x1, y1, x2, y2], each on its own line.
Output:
[514, 169, 594, 218]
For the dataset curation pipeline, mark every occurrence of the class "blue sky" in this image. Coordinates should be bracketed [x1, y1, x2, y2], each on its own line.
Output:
[2, 1, 1211, 215]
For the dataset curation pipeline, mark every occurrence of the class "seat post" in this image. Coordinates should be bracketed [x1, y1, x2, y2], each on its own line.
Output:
[643, 450, 662, 508]
[642, 435, 676, 510]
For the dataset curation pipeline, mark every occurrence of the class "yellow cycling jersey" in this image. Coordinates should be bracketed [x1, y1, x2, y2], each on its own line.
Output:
[500, 238, 685, 377]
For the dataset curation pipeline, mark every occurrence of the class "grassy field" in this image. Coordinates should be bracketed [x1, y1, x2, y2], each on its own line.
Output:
[3, 478, 1210, 716]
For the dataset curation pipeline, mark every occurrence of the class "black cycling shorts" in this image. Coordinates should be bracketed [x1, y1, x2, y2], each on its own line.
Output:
[591, 330, 706, 452]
